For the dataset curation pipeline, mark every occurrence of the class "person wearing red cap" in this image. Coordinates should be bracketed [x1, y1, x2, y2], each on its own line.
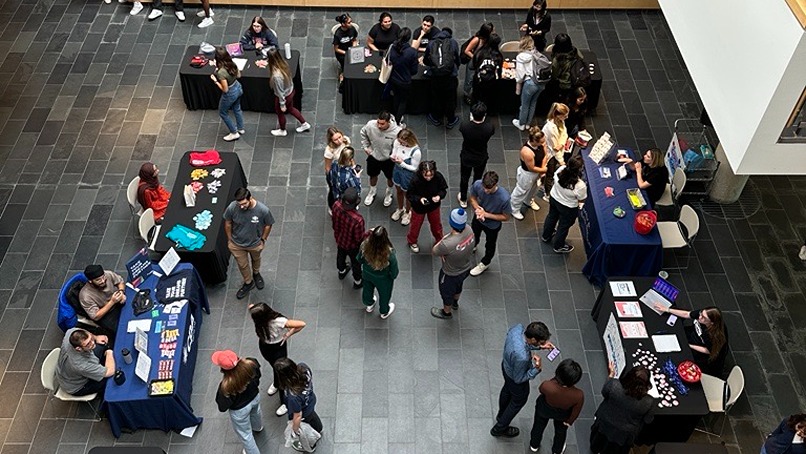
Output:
[213, 350, 264, 454]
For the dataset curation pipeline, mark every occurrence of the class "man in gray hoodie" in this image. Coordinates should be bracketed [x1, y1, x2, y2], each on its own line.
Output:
[359, 111, 402, 207]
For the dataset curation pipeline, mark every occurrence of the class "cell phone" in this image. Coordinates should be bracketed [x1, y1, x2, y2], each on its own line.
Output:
[666, 314, 678, 327]
[354, 164, 362, 173]
[547, 347, 561, 362]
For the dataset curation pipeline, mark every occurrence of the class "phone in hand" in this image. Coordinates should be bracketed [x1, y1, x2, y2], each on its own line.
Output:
[354, 164, 362, 173]
[547, 347, 561, 362]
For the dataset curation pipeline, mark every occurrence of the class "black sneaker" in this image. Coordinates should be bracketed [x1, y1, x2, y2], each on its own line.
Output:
[451, 302, 459, 310]
[541, 231, 555, 243]
[338, 268, 349, 280]
[236, 281, 255, 299]
[353, 279, 363, 289]
[490, 426, 519, 438]
[446, 116, 460, 129]
[430, 307, 452, 319]
[426, 114, 443, 126]
[554, 244, 574, 253]
[253, 273, 265, 290]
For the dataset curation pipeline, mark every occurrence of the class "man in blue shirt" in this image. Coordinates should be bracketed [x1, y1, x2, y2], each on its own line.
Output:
[469, 171, 511, 276]
[491, 321, 554, 438]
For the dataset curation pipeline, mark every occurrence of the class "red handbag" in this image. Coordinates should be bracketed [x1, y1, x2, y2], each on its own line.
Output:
[634, 210, 657, 235]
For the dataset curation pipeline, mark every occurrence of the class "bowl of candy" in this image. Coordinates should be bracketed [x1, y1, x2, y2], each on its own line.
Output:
[677, 360, 702, 383]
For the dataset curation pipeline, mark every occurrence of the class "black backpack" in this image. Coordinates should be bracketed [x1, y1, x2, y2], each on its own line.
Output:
[428, 38, 455, 76]
[475, 58, 498, 83]
[569, 56, 591, 88]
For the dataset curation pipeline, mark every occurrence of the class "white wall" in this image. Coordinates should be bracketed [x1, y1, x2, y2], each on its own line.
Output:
[659, 0, 806, 175]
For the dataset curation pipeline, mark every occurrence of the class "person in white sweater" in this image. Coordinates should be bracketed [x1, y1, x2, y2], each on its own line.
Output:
[541, 102, 569, 199]
[389, 128, 422, 226]
[266, 48, 310, 137]
[512, 36, 550, 131]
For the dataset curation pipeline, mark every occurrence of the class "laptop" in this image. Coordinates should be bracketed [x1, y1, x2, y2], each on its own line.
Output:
[639, 277, 680, 315]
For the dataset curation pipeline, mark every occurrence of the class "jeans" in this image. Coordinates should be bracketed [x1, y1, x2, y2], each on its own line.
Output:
[471, 217, 501, 266]
[542, 196, 579, 249]
[518, 79, 545, 127]
[493, 362, 530, 431]
[463, 64, 474, 97]
[459, 160, 486, 203]
[274, 90, 306, 130]
[336, 247, 362, 282]
[229, 394, 263, 454]
[218, 81, 243, 134]
[258, 340, 288, 405]
[228, 239, 264, 284]
[530, 394, 571, 453]
[406, 209, 443, 246]
[430, 76, 458, 121]
[152, 0, 182, 11]
[509, 166, 541, 214]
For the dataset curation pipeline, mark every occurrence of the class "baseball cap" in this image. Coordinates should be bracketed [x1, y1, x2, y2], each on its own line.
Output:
[211, 350, 239, 370]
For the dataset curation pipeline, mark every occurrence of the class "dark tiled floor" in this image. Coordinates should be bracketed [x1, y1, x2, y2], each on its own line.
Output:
[0, 3, 802, 454]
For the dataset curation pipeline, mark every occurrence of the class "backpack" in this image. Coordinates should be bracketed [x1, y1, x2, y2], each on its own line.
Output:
[459, 37, 474, 65]
[569, 56, 591, 88]
[552, 49, 589, 90]
[57, 273, 89, 332]
[475, 58, 498, 83]
[531, 52, 552, 83]
[428, 38, 455, 76]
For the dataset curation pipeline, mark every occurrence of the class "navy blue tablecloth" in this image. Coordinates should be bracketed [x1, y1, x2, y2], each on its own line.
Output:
[579, 147, 663, 287]
[104, 263, 207, 438]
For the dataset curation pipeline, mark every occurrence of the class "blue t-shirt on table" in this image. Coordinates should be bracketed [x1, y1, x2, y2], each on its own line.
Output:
[470, 180, 511, 229]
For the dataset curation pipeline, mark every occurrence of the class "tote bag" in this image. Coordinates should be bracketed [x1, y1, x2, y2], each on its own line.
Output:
[378, 52, 393, 84]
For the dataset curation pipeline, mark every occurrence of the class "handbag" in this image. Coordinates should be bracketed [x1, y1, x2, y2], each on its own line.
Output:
[378, 52, 393, 84]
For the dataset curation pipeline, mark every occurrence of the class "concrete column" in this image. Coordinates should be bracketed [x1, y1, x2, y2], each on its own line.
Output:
[709, 143, 749, 204]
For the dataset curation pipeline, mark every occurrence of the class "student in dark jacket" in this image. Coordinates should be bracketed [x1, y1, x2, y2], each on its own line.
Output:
[213, 350, 263, 454]
[530, 359, 585, 454]
[520, 0, 552, 50]
[762, 414, 806, 454]
[406, 160, 448, 253]
[471, 33, 503, 111]
[590, 364, 654, 454]
[387, 27, 419, 127]
[424, 27, 461, 129]
[239, 16, 278, 52]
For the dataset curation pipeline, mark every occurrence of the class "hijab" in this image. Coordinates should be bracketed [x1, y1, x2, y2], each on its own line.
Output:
[137, 162, 160, 207]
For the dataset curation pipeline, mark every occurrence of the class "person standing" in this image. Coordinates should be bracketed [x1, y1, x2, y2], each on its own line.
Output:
[469, 171, 511, 276]
[541, 102, 570, 198]
[541, 157, 586, 253]
[224, 188, 275, 300]
[328, 147, 362, 207]
[406, 160, 448, 253]
[457, 102, 496, 208]
[762, 414, 806, 454]
[386, 28, 419, 128]
[520, 0, 551, 50]
[147, 0, 185, 22]
[360, 111, 402, 207]
[274, 358, 323, 452]
[424, 27, 461, 129]
[323, 127, 352, 210]
[590, 364, 654, 454]
[390, 128, 422, 226]
[471, 33, 503, 110]
[211, 47, 244, 142]
[357, 226, 399, 319]
[333, 13, 358, 78]
[462, 22, 494, 104]
[513, 36, 550, 131]
[331, 187, 367, 289]
[267, 48, 311, 137]
[248, 303, 306, 417]
[510, 128, 548, 220]
[430, 208, 474, 319]
[491, 321, 554, 438]
[213, 350, 263, 454]
[529, 359, 585, 453]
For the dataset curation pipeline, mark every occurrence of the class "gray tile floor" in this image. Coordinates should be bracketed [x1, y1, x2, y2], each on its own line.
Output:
[0, 3, 802, 453]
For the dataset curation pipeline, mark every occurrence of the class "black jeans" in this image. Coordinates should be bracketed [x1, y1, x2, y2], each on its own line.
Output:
[336, 247, 362, 282]
[303, 410, 323, 433]
[430, 76, 458, 121]
[530, 394, 571, 452]
[542, 196, 579, 249]
[493, 363, 530, 431]
[96, 303, 122, 338]
[471, 218, 501, 266]
[391, 81, 412, 124]
[459, 160, 486, 202]
[152, 0, 183, 11]
[258, 341, 288, 405]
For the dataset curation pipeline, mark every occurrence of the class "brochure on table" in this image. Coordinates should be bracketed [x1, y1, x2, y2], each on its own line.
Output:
[603, 313, 626, 377]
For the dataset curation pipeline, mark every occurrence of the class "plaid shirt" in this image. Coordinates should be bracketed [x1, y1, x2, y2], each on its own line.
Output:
[331, 201, 366, 250]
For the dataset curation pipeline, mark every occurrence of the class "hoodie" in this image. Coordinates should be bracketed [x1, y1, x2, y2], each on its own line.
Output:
[388, 43, 419, 86]
[360, 118, 402, 161]
[516, 50, 551, 84]
[423, 30, 460, 78]
[239, 28, 279, 52]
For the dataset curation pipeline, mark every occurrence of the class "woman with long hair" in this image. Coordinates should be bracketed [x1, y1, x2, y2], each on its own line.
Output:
[566, 86, 588, 138]
[366, 12, 400, 53]
[520, 0, 552, 49]
[590, 364, 654, 454]
[462, 22, 494, 102]
[513, 35, 549, 131]
[541, 102, 569, 197]
[324, 127, 352, 209]
[212, 350, 263, 454]
[266, 47, 310, 137]
[510, 127, 548, 220]
[389, 128, 422, 226]
[405, 160, 448, 253]
[631, 147, 669, 205]
[541, 156, 586, 253]
[240, 16, 278, 52]
[386, 27, 419, 127]
[137, 162, 171, 223]
[248, 303, 306, 417]
[211, 46, 244, 142]
[274, 357, 323, 451]
[328, 146, 362, 205]
[357, 226, 399, 319]
[654, 305, 728, 375]
[471, 33, 503, 110]
[333, 13, 358, 75]
[763, 413, 806, 454]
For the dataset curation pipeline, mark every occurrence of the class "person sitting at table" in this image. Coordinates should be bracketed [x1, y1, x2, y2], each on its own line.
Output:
[542, 156, 586, 254]
[520, 0, 552, 50]
[333, 13, 358, 79]
[654, 305, 729, 376]
[386, 27, 419, 128]
[224, 188, 275, 300]
[629, 148, 670, 206]
[137, 162, 171, 223]
[366, 12, 400, 53]
[389, 128, 422, 227]
[211, 46, 244, 142]
[411, 15, 437, 52]
[510, 127, 548, 220]
[328, 147, 362, 206]
[590, 363, 654, 454]
[462, 22, 494, 105]
[56, 328, 115, 397]
[213, 350, 263, 454]
[762, 413, 806, 454]
[529, 358, 584, 454]
[267, 47, 311, 137]
[566, 86, 588, 138]
[324, 126, 352, 211]
[541, 102, 570, 199]
[79, 264, 126, 335]
[471, 33, 503, 111]
[239, 16, 278, 53]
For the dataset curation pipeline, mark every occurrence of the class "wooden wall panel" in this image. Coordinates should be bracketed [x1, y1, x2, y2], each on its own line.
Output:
[163, 0, 658, 8]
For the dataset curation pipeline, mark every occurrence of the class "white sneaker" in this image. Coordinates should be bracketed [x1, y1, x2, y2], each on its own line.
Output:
[512, 210, 524, 220]
[197, 16, 214, 28]
[174, 10, 185, 21]
[391, 208, 404, 221]
[267, 383, 278, 396]
[409, 243, 419, 253]
[470, 262, 489, 276]
[401, 210, 411, 226]
[130, 1, 143, 15]
[529, 199, 541, 211]
[366, 295, 377, 313]
[380, 302, 395, 320]
[295, 122, 311, 133]
[147, 9, 162, 20]
[196, 8, 213, 17]
[223, 132, 240, 142]
[383, 188, 393, 207]
[800, 245, 806, 261]
[364, 187, 377, 206]
[542, 194, 550, 202]
[457, 193, 467, 208]
[275, 404, 288, 416]
[238, 129, 245, 135]
[118, 0, 126, 3]
[271, 129, 287, 137]
[104, 0, 111, 4]
[512, 119, 522, 130]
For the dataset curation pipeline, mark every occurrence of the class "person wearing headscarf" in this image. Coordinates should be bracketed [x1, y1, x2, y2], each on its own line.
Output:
[137, 162, 171, 223]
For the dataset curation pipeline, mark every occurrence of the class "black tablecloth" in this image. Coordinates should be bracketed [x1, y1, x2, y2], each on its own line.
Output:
[650, 442, 728, 454]
[592, 277, 709, 444]
[179, 47, 302, 113]
[341, 50, 601, 116]
[154, 151, 247, 284]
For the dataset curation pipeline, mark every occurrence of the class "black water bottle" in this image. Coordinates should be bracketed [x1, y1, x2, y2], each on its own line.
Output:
[114, 369, 126, 385]
[122, 348, 133, 365]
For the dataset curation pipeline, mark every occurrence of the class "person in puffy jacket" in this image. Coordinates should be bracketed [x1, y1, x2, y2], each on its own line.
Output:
[239, 16, 278, 52]
[386, 27, 419, 127]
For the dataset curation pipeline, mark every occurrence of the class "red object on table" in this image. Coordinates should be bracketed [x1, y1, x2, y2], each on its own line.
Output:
[677, 360, 702, 383]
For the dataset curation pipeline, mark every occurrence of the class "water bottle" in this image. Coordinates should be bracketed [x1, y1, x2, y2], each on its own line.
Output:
[114, 369, 126, 385]
[122, 348, 133, 365]
[659, 270, 669, 279]
[284, 43, 291, 59]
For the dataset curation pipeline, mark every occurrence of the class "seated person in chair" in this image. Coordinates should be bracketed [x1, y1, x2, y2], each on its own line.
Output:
[80, 265, 126, 335]
[56, 328, 115, 396]
[137, 162, 171, 223]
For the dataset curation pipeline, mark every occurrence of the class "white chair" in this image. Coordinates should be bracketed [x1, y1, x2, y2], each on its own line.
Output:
[138, 208, 161, 251]
[657, 204, 699, 269]
[500, 40, 520, 52]
[656, 170, 687, 207]
[697, 365, 745, 437]
[330, 22, 360, 35]
[41, 348, 101, 420]
[127, 176, 144, 239]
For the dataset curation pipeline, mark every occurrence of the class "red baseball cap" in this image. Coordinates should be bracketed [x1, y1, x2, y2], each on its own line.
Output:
[211, 350, 239, 370]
